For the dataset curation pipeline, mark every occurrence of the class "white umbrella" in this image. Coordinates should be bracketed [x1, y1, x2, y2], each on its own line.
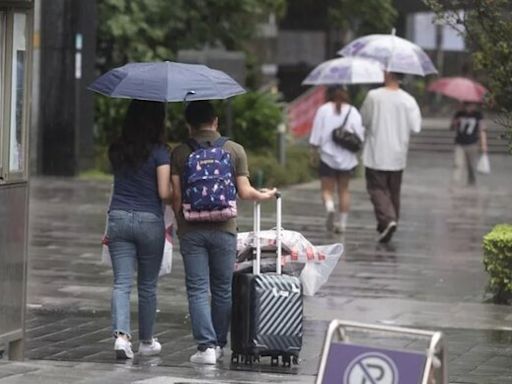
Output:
[338, 33, 437, 76]
[302, 57, 384, 85]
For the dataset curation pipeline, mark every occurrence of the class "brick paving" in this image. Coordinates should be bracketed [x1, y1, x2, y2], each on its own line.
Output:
[1, 151, 511, 383]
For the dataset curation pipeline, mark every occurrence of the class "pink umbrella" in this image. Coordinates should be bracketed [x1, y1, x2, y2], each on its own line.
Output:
[427, 77, 488, 102]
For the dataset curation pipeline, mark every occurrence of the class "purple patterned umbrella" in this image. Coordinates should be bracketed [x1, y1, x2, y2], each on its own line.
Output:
[302, 57, 384, 85]
[338, 34, 437, 76]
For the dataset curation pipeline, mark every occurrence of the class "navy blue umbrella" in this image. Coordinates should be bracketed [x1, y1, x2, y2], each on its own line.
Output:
[88, 61, 246, 102]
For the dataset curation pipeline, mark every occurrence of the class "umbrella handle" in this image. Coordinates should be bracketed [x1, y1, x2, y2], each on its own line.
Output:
[184, 90, 196, 102]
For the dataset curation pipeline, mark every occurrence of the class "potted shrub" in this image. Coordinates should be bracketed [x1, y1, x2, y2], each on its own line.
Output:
[483, 224, 512, 304]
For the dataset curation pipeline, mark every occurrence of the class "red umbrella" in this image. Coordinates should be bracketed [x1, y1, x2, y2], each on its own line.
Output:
[427, 77, 488, 102]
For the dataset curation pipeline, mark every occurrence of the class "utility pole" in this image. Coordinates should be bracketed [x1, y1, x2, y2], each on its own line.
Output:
[435, 23, 444, 76]
[76, 0, 96, 172]
[39, 0, 96, 176]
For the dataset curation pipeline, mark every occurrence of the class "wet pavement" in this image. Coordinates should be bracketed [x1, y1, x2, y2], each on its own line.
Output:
[2, 151, 512, 383]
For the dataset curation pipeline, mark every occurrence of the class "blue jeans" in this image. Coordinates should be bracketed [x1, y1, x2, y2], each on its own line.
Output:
[107, 210, 164, 342]
[179, 230, 237, 349]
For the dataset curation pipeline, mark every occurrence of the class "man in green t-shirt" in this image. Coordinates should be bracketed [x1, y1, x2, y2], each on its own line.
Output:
[171, 101, 276, 365]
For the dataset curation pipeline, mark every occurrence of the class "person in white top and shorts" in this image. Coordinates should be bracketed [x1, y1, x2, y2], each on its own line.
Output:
[309, 85, 365, 233]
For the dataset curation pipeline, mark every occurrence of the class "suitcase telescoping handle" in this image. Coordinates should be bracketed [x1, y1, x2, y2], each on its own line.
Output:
[253, 192, 282, 275]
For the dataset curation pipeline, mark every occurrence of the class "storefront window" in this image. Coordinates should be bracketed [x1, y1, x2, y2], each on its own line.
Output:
[9, 13, 27, 174]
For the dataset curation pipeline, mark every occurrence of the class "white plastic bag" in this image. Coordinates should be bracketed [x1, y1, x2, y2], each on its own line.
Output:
[477, 153, 490, 174]
[101, 205, 175, 277]
[236, 229, 343, 296]
[237, 229, 324, 263]
[300, 244, 343, 296]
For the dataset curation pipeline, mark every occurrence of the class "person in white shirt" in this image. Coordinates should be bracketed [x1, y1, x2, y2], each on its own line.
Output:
[360, 72, 421, 243]
[309, 85, 365, 233]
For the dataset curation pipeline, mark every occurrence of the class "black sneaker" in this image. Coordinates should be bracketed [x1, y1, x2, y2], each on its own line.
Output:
[325, 211, 335, 232]
[378, 221, 397, 243]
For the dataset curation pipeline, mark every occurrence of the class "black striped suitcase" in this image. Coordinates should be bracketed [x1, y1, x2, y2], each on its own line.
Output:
[231, 194, 303, 366]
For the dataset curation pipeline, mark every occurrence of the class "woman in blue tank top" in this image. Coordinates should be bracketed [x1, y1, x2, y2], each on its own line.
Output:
[106, 100, 171, 359]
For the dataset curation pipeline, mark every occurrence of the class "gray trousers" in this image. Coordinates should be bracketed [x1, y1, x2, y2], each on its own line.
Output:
[365, 168, 403, 233]
[453, 144, 478, 186]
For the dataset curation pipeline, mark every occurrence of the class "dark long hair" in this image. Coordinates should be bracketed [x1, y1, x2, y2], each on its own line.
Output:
[327, 85, 350, 115]
[109, 100, 166, 171]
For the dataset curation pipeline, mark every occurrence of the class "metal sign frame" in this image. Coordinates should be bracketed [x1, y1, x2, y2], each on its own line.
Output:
[316, 320, 447, 384]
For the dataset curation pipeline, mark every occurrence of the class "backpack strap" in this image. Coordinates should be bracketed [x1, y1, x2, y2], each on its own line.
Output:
[185, 138, 202, 151]
[340, 106, 352, 132]
[186, 136, 229, 151]
[210, 137, 235, 181]
[212, 136, 229, 148]
[214, 137, 236, 184]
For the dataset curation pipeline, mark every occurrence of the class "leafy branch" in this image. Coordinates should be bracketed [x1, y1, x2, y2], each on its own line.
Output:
[424, 0, 512, 150]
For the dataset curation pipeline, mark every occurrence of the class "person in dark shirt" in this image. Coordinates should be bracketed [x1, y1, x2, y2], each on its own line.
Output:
[107, 100, 172, 359]
[450, 102, 488, 186]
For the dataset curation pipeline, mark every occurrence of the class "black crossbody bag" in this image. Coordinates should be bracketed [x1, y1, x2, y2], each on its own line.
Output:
[331, 106, 362, 153]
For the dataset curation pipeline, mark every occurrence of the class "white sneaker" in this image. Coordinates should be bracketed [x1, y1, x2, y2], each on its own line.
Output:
[215, 346, 224, 360]
[114, 337, 134, 359]
[138, 338, 162, 356]
[190, 347, 216, 365]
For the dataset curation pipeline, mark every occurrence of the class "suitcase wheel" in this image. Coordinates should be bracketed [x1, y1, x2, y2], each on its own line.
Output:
[292, 355, 300, 365]
[231, 353, 259, 365]
[282, 354, 291, 367]
[243, 354, 257, 365]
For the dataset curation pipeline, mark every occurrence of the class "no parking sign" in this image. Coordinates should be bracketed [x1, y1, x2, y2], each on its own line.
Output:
[315, 320, 447, 384]
[322, 343, 426, 384]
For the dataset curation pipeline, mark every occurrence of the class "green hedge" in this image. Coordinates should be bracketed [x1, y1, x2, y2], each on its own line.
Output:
[89, 143, 316, 188]
[247, 145, 315, 188]
[483, 224, 512, 303]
